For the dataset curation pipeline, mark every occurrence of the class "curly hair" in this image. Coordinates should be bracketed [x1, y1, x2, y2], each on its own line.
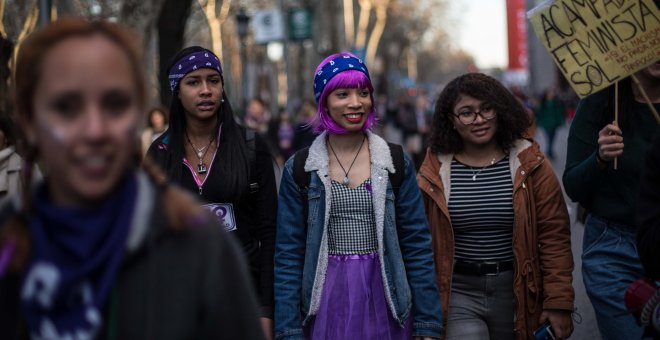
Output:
[429, 73, 531, 154]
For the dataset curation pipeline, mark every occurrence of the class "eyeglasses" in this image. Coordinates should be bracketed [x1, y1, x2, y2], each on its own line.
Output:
[453, 106, 496, 125]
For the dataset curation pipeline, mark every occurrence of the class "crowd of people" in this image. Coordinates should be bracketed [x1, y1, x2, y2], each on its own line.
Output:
[0, 17, 658, 340]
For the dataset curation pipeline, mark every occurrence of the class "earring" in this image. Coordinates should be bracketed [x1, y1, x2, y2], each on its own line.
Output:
[221, 98, 225, 103]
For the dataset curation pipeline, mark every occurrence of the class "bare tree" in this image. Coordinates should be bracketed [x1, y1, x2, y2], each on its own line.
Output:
[11, 0, 38, 76]
[365, 0, 389, 66]
[120, 0, 166, 105]
[197, 0, 232, 62]
[343, 0, 355, 47]
[158, 0, 194, 106]
[0, 0, 11, 113]
[354, 0, 372, 50]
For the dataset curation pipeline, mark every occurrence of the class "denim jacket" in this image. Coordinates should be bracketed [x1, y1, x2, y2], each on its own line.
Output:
[274, 131, 443, 340]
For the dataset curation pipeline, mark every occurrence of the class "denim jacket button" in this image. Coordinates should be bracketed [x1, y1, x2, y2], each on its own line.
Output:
[521, 170, 526, 175]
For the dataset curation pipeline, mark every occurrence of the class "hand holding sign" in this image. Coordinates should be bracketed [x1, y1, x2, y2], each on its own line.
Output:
[529, 0, 660, 169]
[598, 122, 624, 162]
[527, 0, 660, 98]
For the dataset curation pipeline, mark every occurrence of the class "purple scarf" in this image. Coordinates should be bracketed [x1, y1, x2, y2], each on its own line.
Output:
[21, 173, 137, 339]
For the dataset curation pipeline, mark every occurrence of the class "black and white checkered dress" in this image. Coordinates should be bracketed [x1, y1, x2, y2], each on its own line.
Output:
[309, 178, 412, 338]
[328, 179, 378, 255]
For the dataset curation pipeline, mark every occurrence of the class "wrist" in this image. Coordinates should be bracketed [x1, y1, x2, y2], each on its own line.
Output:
[595, 152, 609, 168]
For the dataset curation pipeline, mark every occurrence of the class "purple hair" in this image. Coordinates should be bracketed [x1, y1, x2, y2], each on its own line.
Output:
[313, 52, 377, 134]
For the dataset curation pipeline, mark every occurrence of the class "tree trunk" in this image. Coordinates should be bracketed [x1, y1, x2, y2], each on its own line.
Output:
[343, 0, 355, 47]
[0, 36, 13, 113]
[121, 0, 166, 106]
[355, 0, 372, 50]
[365, 0, 389, 66]
[157, 0, 193, 106]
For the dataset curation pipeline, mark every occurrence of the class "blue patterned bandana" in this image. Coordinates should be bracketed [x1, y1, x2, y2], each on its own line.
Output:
[168, 50, 223, 92]
[313, 55, 370, 102]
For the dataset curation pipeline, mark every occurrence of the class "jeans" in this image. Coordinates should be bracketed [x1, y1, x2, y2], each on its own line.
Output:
[582, 214, 648, 340]
[446, 270, 515, 340]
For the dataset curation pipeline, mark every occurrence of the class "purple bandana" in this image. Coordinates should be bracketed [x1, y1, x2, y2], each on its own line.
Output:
[168, 50, 223, 92]
[313, 55, 370, 102]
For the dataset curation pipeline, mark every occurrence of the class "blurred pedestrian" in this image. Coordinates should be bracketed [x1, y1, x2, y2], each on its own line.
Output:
[291, 99, 316, 152]
[419, 73, 574, 340]
[536, 88, 565, 160]
[140, 106, 168, 156]
[269, 108, 295, 167]
[275, 52, 443, 340]
[245, 97, 272, 134]
[0, 17, 263, 339]
[563, 63, 660, 340]
[0, 112, 41, 199]
[510, 86, 537, 139]
[146, 46, 277, 339]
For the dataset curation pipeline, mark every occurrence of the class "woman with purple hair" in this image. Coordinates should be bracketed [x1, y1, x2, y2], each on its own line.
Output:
[274, 52, 443, 340]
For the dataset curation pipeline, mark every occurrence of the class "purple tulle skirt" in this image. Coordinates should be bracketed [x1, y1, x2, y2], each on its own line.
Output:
[304, 252, 412, 340]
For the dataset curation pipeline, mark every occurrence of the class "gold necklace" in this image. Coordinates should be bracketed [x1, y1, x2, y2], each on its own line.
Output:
[468, 157, 496, 181]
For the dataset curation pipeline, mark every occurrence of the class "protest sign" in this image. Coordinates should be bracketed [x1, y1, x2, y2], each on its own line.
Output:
[528, 0, 660, 98]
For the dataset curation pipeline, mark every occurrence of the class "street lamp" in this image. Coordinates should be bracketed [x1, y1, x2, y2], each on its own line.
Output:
[236, 7, 250, 111]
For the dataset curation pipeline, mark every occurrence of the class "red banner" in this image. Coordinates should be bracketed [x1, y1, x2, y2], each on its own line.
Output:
[506, 0, 528, 71]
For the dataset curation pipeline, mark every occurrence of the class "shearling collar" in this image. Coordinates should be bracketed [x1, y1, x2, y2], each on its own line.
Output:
[305, 130, 395, 174]
[420, 138, 544, 200]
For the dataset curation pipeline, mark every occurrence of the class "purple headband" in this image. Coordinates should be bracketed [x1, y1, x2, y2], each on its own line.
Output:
[313, 55, 370, 102]
[168, 50, 223, 92]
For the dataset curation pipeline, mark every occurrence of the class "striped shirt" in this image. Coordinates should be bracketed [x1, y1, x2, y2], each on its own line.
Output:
[448, 156, 514, 262]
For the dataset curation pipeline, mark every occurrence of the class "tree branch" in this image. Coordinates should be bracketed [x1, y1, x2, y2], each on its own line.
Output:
[355, 0, 372, 50]
[365, 0, 389, 66]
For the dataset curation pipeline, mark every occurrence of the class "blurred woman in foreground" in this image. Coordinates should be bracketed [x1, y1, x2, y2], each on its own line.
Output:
[0, 18, 263, 339]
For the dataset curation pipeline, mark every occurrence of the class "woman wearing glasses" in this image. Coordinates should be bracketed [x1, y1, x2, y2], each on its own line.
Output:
[417, 73, 574, 340]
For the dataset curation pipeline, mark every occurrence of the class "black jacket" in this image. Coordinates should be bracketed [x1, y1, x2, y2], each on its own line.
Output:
[147, 126, 277, 318]
[0, 173, 265, 339]
[637, 134, 660, 280]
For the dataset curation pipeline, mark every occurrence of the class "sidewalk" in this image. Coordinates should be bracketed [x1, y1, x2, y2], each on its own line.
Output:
[536, 124, 601, 339]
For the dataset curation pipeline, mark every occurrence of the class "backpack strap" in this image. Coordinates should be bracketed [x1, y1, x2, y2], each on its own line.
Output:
[292, 147, 310, 229]
[246, 128, 259, 194]
[387, 143, 405, 198]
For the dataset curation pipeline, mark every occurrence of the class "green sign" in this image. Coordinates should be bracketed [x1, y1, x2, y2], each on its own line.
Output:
[288, 7, 312, 41]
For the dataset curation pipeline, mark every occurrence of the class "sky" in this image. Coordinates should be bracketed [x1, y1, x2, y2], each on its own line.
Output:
[448, 0, 508, 69]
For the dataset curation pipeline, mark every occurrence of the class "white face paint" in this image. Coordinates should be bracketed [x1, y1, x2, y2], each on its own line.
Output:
[28, 34, 141, 207]
[36, 117, 69, 144]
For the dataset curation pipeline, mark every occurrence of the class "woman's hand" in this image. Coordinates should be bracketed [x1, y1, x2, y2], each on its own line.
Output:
[597, 122, 624, 162]
[539, 309, 573, 340]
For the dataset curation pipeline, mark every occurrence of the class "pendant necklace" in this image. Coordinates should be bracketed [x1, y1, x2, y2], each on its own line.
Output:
[469, 157, 497, 181]
[328, 135, 366, 186]
[186, 131, 216, 174]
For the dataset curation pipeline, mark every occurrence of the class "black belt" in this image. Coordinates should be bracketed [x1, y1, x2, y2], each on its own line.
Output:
[453, 260, 514, 276]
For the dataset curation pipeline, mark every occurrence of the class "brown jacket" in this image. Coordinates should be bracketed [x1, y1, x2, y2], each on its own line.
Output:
[417, 139, 574, 339]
